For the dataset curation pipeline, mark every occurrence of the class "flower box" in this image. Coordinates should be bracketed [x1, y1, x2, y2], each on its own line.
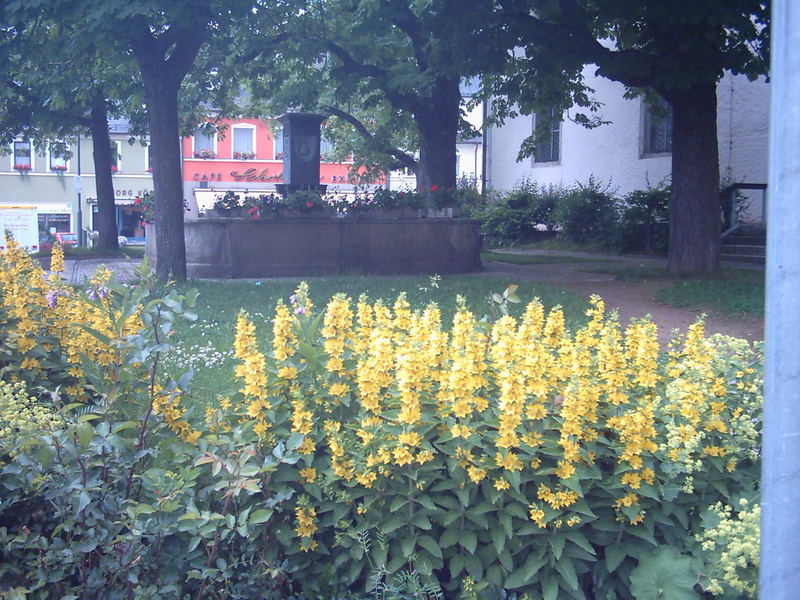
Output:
[193, 149, 216, 159]
[51, 165, 68, 173]
[13, 164, 32, 172]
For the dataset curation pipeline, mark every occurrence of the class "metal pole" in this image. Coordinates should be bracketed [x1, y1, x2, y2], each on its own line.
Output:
[76, 134, 83, 247]
[760, 1, 800, 597]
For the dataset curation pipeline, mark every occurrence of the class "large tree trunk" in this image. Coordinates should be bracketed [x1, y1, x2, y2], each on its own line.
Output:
[666, 82, 720, 274]
[140, 75, 187, 282]
[415, 78, 460, 201]
[89, 98, 119, 251]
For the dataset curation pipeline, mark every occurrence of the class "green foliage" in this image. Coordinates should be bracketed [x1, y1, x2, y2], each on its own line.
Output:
[619, 184, 671, 254]
[0, 380, 62, 464]
[629, 547, 701, 600]
[552, 179, 621, 250]
[472, 180, 561, 246]
[696, 499, 760, 598]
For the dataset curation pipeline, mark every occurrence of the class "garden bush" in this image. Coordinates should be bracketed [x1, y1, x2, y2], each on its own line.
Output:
[0, 242, 764, 600]
[619, 184, 671, 254]
[552, 178, 622, 250]
[473, 180, 561, 246]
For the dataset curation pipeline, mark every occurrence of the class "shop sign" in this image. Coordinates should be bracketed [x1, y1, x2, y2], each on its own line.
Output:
[230, 168, 282, 182]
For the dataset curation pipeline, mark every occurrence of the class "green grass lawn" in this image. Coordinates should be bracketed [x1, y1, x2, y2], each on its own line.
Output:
[654, 278, 764, 317]
[481, 250, 606, 265]
[168, 275, 589, 400]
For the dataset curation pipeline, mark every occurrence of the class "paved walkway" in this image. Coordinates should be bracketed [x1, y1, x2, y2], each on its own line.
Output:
[62, 257, 143, 285]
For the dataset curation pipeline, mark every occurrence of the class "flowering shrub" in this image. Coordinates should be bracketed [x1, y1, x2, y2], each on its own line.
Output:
[0, 247, 763, 599]
[200, 286, 761, 598]
[213, 190, 242, 211]
[697, 499, 760, 597]
[134, 191, 155, 223]
[0, 379, 62, 463]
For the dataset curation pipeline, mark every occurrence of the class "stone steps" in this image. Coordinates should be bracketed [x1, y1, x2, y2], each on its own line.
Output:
[721, 226, 766, 264]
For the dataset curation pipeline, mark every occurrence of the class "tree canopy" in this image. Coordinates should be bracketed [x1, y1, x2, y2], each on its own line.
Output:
[486, 0, 770, 273]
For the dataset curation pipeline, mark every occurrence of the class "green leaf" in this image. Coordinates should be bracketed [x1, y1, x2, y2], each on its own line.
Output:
[629, 547, 700, 600]
[566, 531, 596, 555]
[401, 535, 416, 557]
[549, 533, 566, 560]
[440, 527, 460, 548]
[491, 527, 505, 554]
[555, 557, 579, 591]
[504, 566, 534, 590]
[543, 574, 559, 600]
[249, 509, 274, 524]
[460, 530, 477, 553]
[450, 554, 465, 577]
[605, 544, 629, 573]
[417, 534, 442, 559]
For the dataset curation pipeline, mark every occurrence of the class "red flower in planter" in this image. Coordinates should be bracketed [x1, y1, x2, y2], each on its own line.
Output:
[430, 184, 439, 191]
[110, 165, 118, 173]
[14, 163, 32, 172]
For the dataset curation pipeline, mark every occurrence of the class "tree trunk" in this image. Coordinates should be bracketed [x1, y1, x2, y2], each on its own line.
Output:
[141, 75, 187, 282]
[415, 78, 460, 201]
[666, 82, 720, 274]
[89, 98, 119, 251]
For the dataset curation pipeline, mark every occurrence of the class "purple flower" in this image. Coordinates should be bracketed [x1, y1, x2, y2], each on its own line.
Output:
[289, 294, 297, 304]
[46, 290, 59, 308]
[294, 306, 306, 315]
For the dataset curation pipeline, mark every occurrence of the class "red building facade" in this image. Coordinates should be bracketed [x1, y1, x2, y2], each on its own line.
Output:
[181, 118, 369, 215]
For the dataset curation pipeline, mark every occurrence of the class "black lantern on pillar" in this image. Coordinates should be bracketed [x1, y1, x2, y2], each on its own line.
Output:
[275, 112, 327, 196]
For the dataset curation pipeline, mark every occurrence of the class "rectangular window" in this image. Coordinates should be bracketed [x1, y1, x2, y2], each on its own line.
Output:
[49, 142, 68, 171]
[273, 128, 284, 159]
[13, 141, 32, 169]
[533, 109, 561, 163]
[110, 141, 121, 172]
[233, 127, 255, 159]
[145, 142, 152, 172]
[194, 126, 216, 158]
[643, 97, 672, 155]
[320, 137, 333, 162]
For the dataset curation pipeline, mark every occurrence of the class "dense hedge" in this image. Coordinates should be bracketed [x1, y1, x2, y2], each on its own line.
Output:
[0, 241, 762, 600]
[471, 179, 671, 253]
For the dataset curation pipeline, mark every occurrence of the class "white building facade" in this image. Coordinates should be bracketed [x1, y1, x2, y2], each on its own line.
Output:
[485, 68, 770, 223]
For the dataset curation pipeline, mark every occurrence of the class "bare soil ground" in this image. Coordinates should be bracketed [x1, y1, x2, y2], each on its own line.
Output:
[479, 259, 764, 344]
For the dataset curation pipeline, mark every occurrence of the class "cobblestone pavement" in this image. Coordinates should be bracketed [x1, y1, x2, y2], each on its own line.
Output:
[63, 258, 143, 285]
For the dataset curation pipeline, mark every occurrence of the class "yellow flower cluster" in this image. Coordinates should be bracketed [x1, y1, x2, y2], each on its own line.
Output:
[697, 499, 760, 597]
[215, 285, 762, 542]
[234, 311, 270, 433]
[0, 237, 143, 401]
[152, 387, 200, 443]
[0, 379, 63, 462]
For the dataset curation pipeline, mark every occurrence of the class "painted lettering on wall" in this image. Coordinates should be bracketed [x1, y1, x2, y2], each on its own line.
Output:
[230, 168, 282, 182]
[193, 173, 223, 181]
[115, 189, 152, 198]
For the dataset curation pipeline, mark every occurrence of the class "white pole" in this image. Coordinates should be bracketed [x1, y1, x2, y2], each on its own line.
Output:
[760, 1, 800, 597]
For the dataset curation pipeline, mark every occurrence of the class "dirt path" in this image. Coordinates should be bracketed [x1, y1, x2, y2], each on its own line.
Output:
[480, 259, 764, 343]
